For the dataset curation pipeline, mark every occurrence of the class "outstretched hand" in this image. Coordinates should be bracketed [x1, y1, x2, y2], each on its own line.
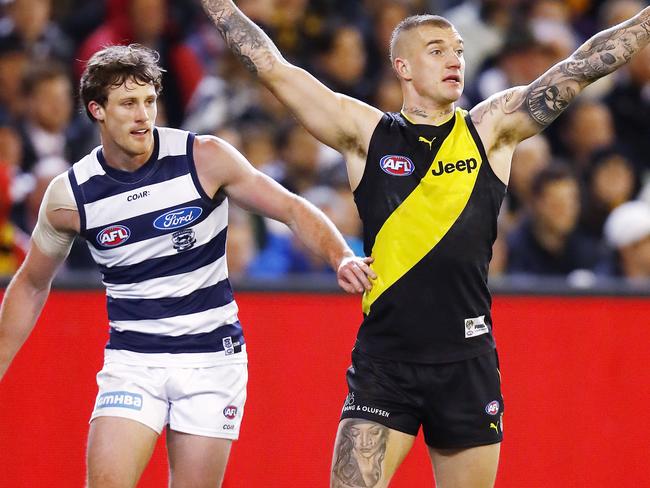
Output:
[337, 256, 376, 294]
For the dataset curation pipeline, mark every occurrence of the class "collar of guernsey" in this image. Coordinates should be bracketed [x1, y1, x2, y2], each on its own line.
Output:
[362, 107, 482, 315]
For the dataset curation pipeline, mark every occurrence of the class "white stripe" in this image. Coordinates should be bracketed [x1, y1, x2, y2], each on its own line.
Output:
[157, 127, 190, 158]
[110, 300, 240, 336]
[85, 174, 201, 228]
[72, 148, 105, 185]
[106, 255, 227, 299]
[89, 201, 228, 267]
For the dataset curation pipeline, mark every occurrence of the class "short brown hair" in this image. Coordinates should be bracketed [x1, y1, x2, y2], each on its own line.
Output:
[389, 15, 455, 64]
[79, 44, 164, 122]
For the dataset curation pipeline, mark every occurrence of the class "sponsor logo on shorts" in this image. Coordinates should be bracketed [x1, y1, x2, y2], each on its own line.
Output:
[485, 400, 500, 415]
[96, 391, 143, 410]
[223, 424, 236, 430]
[380, 155, 414, 176]
[153, 206, 203, 230]
[465, 315, 488, 338]
[342, 395, 390, 418]
[223, 405, 238, 419]
[97, 225, 131, 247]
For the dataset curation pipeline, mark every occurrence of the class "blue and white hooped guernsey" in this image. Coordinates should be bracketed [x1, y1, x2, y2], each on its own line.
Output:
[68, 127, 245, 367]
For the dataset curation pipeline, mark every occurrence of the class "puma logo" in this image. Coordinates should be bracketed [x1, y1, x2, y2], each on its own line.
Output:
[490, 423, 499, 434]
[418, 135, 436, 150]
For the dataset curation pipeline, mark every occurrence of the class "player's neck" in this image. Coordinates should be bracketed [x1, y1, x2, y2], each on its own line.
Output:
[400, 101, 455, 126]
[101, 136, 154, 173]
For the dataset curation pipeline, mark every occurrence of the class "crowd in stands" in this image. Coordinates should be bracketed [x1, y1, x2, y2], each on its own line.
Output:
[1, 0, 650, 285]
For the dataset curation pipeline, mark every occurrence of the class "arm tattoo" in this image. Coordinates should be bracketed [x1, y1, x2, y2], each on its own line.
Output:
[513, 7, 650, 128]
[201, 0, 283, 75]
[332, 420, 389, 488]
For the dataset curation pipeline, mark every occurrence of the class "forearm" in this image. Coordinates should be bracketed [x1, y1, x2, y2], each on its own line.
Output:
[566, 7, 650, 84]
[286, 196, 354, 271]
[0, 271, 50, 380]
[201, 0, 284, 77]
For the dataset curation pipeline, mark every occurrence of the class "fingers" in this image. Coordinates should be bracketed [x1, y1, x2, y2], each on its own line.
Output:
[337, 258, 376, 294]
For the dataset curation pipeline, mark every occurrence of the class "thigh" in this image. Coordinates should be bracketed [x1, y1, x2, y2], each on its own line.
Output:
[91, 361, 170, 434]
[422, 350, 504, 449]
[87, 416, 159, 488]
[167, 362, 247, 439]
[167, 429, 232, 488]
[331, 419, 415, 488]
[428, 443, 500, 488]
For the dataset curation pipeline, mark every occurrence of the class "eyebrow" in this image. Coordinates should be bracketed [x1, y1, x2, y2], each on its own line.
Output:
[426, 39, 465, 47]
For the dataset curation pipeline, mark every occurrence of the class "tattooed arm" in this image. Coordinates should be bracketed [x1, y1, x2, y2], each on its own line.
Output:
[200, 0, 382, 189]
[470, 6, 650, 183]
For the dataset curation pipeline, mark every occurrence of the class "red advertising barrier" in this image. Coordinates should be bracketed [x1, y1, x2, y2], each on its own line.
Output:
[0, 291, 649, 487]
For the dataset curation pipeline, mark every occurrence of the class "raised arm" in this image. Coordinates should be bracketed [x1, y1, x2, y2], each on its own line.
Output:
[471, 6, 650, 180]
[194, 135, 376, 293]
[200, 0, 383, 188]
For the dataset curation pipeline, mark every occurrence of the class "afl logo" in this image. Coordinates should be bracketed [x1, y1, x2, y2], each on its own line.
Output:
[153, 206, 203, 230]
[223, 406, 238, 419]
[380, 155, 414, 176]
[97, 225, 131, 247]
[485, 400, 500, 416]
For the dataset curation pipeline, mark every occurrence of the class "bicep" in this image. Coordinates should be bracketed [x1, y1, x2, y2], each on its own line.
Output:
[267, 62, 382, 155]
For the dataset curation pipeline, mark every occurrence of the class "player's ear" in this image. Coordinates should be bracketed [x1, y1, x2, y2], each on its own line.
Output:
[394, 57, 412, 82]
[88, 101, 105, 122]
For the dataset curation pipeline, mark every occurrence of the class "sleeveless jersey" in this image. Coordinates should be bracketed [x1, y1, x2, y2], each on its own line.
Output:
[353, 108, 506, 363]
[68, 127, 244, 366]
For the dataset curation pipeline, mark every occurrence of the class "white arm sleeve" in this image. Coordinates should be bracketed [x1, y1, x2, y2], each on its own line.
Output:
[31, 173, 78, 258]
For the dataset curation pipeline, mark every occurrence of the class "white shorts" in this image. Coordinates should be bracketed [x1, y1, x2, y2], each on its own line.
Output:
[90, 360, 248, 439]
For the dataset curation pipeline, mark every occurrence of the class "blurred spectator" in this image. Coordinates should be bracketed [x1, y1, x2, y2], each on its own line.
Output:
[580, 147, 639, 240]
[473, 27, 555, 102]
[312, 20, 374, 102]
[0, 36, 29, 120]
[505, 134, 552, 227]
[556, 98, 616, 174]
[75, 0, 205, 127]
[604, 41, 650, 175]
[226, 206, 258, 282]
[507, 165, 601, 276]
[264, 122, 346, 195]
[0, 148, 28, 277]
[602, 200, 650, 281]
[0, 0, 73, 63]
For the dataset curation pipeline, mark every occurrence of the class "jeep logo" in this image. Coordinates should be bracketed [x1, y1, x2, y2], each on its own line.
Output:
[431, 158, 478, 176]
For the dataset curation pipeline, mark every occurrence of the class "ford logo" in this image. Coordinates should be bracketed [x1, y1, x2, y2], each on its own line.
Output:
[153, 206, 203, 230]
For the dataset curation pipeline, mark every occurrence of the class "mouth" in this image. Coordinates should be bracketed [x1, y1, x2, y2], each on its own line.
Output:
[443, 74, 461, 84]
[130, 128, 150, 137]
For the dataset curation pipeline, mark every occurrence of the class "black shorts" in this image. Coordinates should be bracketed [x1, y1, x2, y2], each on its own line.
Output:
[339, 348, 504, 449]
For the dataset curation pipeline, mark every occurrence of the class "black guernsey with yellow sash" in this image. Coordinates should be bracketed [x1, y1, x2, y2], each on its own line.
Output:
[353, 107, 506, 364]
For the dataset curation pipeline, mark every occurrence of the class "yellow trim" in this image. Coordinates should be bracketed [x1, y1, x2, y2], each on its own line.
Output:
[362, 108, 482, 314]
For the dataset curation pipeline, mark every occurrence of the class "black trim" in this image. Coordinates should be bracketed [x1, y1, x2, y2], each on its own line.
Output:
[67, 167, 87, 233]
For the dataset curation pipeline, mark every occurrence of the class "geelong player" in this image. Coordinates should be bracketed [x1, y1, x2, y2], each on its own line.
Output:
[0, 44, 375, 487]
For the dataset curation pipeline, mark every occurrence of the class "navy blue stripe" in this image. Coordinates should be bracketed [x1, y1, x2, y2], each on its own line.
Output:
[106, 321, 245, 354]
[96, 128, 160, 184]
[79, 154, 194, 203]
[85, 197, 221, 250]
[107, 279, 233, 321]
[67, 167, 87, 232]
[101, 226, 227, 284]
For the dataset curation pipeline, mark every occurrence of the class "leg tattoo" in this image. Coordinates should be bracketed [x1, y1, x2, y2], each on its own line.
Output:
[332, 420, 389, 487]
